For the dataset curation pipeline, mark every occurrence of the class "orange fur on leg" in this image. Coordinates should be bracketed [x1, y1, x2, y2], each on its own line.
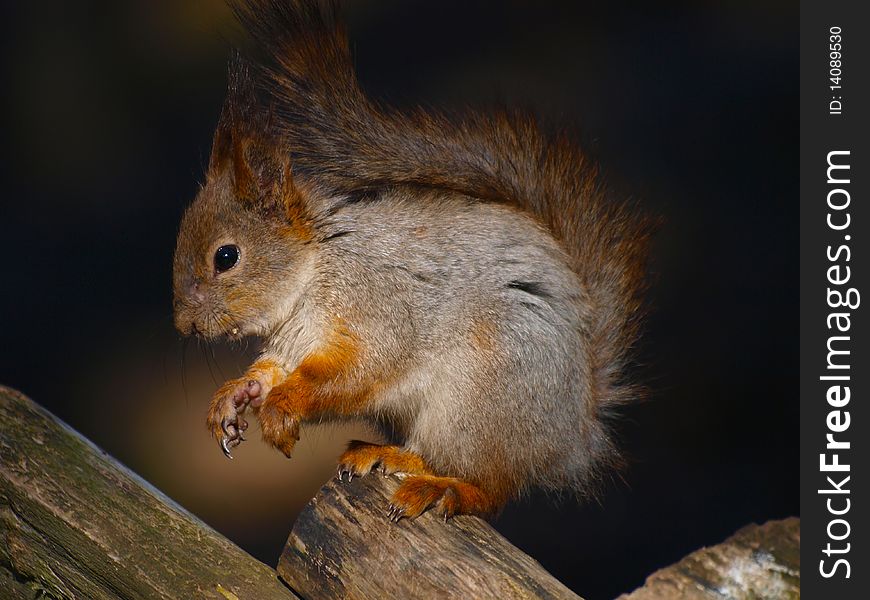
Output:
[337, 441, 431, 481]
[388, 475, 500, 522]
[257, 320, 366, 456]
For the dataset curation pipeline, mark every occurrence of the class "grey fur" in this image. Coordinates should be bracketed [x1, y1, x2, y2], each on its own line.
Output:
[263, 187, 615, 498]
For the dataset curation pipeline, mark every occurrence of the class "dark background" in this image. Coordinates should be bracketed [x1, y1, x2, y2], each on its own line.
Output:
[0, 1, 797, 598]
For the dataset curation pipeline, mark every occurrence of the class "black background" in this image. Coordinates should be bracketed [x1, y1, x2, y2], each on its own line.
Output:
[0, 1, 797, 598]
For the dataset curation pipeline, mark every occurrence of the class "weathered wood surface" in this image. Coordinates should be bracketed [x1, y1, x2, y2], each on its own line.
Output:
[0, 382, 800, 600]
[278, 475, 581, 600]
[618, 517, 800, 600]
[0, 385, 298, 600]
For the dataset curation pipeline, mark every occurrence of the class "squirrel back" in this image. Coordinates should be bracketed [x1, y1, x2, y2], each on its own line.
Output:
[229, 0, 653, 416]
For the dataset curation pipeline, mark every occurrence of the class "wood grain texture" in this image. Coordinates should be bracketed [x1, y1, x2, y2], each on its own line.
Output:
[617, 517, 800, 600]
[0, 385, 298, 600]
[278, 475, 581, 600]
[0, 383, 799, 600]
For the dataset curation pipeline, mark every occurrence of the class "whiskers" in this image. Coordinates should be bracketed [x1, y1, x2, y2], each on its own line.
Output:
[180, 335, 189, 407]
[166, 309, 261, 411]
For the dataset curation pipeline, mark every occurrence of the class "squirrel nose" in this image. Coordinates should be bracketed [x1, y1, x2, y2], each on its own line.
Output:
[189, 280, 206, 303]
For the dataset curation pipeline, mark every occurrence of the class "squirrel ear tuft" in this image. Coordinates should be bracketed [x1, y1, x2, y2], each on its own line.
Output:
[209, 53, 251, 175]
[213, 126, 310, 230]
[205, 53, 310, 230]
[230, 136, 260, 204]
[206, 123, 267, 206]
[207, 53, 268, 205]
[208, 105, 234, 175]
[279, 161, 312, 235]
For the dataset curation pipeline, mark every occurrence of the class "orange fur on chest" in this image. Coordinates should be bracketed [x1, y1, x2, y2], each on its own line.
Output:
[266, 320, 374, 418]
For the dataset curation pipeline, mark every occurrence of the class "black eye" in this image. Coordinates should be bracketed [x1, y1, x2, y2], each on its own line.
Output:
[214, 245, 240, 273]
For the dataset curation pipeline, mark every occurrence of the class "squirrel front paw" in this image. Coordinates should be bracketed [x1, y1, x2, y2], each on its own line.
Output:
[207, 378, 265, 458]
[256, 397, 301, 458]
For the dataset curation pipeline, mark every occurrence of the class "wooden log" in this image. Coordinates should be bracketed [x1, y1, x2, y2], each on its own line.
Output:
[1, 382, 800, 600]
[617, 517, 800, 600]
[278, 475, 582, 600]
[0, 385, 299, 600]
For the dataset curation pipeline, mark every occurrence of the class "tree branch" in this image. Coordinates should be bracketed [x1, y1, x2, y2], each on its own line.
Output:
[0, 385, 298, 600]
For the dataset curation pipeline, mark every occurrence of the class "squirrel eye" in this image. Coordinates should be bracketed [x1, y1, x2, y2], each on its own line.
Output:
[214, 245, 240, 273]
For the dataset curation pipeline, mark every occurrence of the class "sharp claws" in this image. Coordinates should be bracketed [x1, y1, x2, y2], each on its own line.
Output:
[220, 437, 233, 459]
[386, 504, 404, 522]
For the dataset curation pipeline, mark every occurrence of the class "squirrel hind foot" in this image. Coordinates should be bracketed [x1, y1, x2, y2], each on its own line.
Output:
[388, 475, 498, 522]
[336, 441, 430, 482]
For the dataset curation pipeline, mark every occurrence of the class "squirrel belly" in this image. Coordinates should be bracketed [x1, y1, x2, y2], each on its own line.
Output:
[293, 190, 606, 498]
[172, 0, 652, 520]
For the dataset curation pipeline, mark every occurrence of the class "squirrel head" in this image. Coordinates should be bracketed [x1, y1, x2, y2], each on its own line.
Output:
[173, 65, 315, 340]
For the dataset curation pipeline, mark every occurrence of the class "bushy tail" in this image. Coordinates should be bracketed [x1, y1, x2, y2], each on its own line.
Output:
[229, 0, 654, 410]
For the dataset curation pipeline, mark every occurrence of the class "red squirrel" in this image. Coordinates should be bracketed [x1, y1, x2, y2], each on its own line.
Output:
[172, 0, 653, 521]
